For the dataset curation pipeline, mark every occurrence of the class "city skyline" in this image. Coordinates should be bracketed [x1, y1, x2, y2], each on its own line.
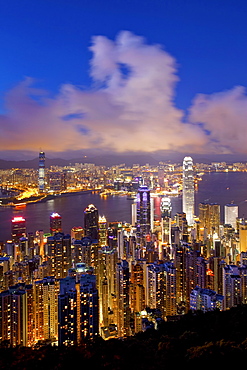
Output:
[1, 0, 247, 160]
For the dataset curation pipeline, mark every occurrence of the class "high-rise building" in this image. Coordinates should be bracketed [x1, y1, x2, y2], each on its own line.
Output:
[160, 197, 172, 247]
[47, 233, 72, 279]
[199, 202, 220, 237]
[239, 222, 247, 253]
[11, 216, 26, 243]
[116, 260, 131, 337]
[223, 265, 242, 310]
[0, 283, 34, 347]
[136, 185, 151, 248]
[182, 156, 194, 226]
[38, 151, 45, 193]
[71, 226, 84, 240]
[34, 277, 59, 343]
[224, 204, 238, 230]
[98, 246, 118, 329]
[84, 204, 99, 240]
[50, 212, 62, 235]
[58, 270, 99, 345]
[190, 286, 223, 312]
[98, 216, 107, 246]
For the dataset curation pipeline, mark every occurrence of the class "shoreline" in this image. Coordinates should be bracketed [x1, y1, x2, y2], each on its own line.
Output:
[0, 189, 99, 208]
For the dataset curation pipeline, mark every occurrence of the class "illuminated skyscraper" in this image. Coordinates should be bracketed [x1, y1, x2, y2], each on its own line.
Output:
[199, 202, 220, 237]
[98, 216, 107, 246]
[11, 216, 26, 243]
[0, 283, 34, 347]
[84, 204, 99, 240]
[161, 197, 172, 246]
[38, 151, 45, 193]
[182, 156, 194, 226]
[136, 185, 151, 247]
[224, 204, 238, 230]
[34, 277, 59, 342]
[116, 260, 131, 337]
[71, 226, 84, 240]
[47, 233, 72, 279]
[50, 212, 62, 235]
[58, 271, 99, 345]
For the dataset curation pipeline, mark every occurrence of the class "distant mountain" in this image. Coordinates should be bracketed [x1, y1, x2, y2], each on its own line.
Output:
[1, 152, 247, 169]
[0, 154, 159, 169]
[0, 157, 70, 170]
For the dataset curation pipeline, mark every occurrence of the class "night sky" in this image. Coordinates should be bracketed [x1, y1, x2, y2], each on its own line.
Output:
[1, 0, 247, 160]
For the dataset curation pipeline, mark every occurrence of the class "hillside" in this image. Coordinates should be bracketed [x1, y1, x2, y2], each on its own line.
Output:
[1, 305, 247, 369]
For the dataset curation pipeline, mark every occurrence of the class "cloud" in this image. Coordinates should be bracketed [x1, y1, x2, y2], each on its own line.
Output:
[2, 30, 246, 158]
[188, 86, 247, 154]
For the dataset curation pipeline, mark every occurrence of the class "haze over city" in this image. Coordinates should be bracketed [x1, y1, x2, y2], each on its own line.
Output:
[1, 0, 247, 161]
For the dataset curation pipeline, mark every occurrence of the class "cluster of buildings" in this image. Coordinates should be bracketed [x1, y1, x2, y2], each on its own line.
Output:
[1, 151, 247, 203]
[1, 155, 247, 347]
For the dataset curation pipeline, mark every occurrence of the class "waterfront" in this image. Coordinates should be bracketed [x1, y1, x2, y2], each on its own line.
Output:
[1, 171, 247, 242]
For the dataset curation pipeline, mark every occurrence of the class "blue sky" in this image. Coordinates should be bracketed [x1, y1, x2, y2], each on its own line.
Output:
[1, 0, 247, 159]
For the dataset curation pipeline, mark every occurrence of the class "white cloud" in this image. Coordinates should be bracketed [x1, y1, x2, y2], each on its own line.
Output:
[5, 31, 246, 157]
[189, 86, 247, 154]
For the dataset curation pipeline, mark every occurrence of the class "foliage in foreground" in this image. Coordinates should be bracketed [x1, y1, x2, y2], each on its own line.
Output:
[2, 305, 247, 369]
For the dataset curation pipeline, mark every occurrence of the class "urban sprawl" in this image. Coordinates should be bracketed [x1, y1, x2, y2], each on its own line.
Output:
[0, 153, 247, 346]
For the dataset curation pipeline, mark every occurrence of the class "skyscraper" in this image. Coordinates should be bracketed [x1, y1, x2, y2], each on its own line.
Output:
[47, 233, 72, 279]
[136, 185, 151, 247]
[84, 204, 99, 240]
[11, 216, 26, 243]
[38, 151, 45, 193]
[182, 156, 194, 226]
[58, 271, 99, 345]
[199, 202, 220, 237]
[224, 204, 238, 230]
[50, 212, 62, 235]
[160, 197, 172, 246]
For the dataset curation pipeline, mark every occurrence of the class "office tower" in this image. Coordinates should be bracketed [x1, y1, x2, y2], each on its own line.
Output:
[131, 202, 137, 226]
[47, 233, 72, 279]
[224, 204, 238, 230]
[50, 212, 62, 235]
[58, 271, 99, 345]
[71, 226, 84, 240]
[116, 260, 131, 337]
[182, 156, 194, 226]
[107, 222, 119, 249]
[136, 185, 151, 248]
[239, 222, 247, 253]
[199, 202, 220, 237]
[84, 204, 99, 240]
[34, 277, 59, 342]
[11, 216, 26, 243]
[190, 286, 224, 312]
[38, 151, 45, 193]
[0, 283, 34, 347]
[161, 197, 172, 247]
[98, 216, 107, 246]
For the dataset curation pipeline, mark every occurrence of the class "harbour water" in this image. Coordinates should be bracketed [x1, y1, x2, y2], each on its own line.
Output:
[1, 171, 247, 242]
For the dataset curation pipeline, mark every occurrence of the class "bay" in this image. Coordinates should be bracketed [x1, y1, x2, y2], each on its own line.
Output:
[1, 171, 247, 243]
